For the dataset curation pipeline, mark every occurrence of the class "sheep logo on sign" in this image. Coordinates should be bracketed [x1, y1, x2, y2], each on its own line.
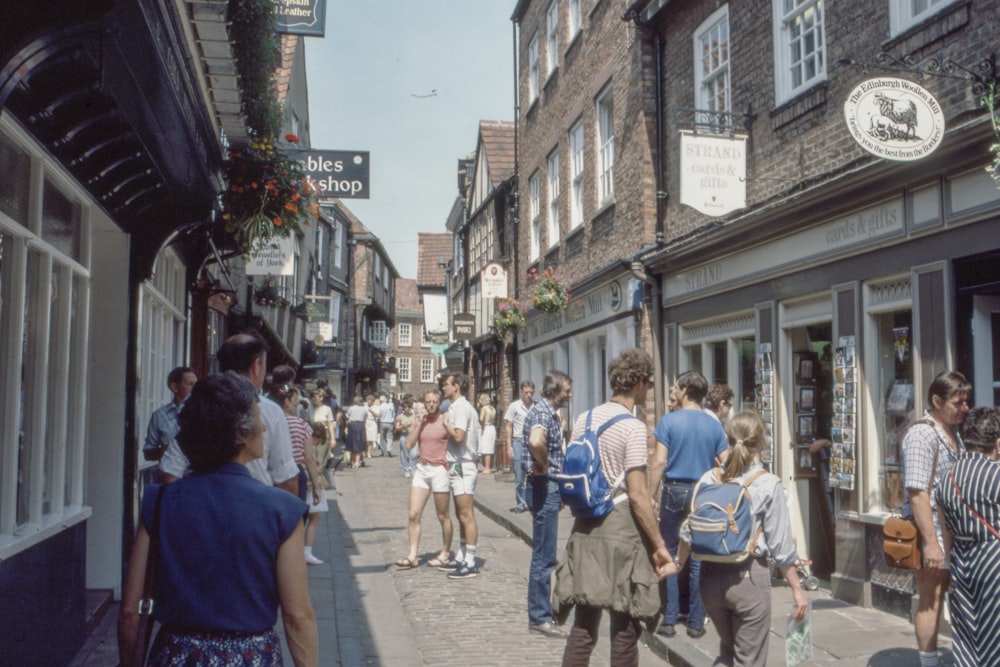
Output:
[844, 78, 945, 162]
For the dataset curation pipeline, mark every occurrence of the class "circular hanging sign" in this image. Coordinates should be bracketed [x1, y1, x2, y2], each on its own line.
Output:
[843, 78, 945, 161]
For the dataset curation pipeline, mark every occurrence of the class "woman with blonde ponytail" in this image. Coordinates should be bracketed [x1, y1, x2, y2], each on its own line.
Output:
[678, 411, 809, 667]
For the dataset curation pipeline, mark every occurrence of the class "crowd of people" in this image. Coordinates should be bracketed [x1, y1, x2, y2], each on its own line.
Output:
[128, 331, 997, 667]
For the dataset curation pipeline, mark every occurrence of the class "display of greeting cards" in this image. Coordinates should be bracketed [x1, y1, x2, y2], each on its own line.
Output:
[755, 343, 775, 472]
[828, 336, 856, 490]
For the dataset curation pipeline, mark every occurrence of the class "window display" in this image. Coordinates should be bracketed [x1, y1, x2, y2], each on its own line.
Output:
[876, 310, 913, 510]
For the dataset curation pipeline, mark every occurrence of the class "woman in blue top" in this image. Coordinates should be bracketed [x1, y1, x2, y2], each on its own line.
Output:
[118, 371, 318, 666]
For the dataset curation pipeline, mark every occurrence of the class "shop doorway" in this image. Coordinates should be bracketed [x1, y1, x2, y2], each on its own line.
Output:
[785, 322, 836, 581]
[971, 295, 1000, 406]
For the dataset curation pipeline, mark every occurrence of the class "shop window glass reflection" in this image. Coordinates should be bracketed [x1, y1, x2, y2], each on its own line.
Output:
[711, 341, 727, 383]
[877, 310, 913, 510]
[0, 136, 30, 226]
[739, 337, 756, 411]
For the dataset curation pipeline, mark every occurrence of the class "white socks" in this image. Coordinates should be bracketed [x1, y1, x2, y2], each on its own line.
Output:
[465, 544, 477, 567]
[918, 650, 940, 667]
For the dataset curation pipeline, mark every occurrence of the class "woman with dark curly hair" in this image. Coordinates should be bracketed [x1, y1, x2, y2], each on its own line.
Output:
[936, 405, 1000, 667]
[118, 371, 318, 666]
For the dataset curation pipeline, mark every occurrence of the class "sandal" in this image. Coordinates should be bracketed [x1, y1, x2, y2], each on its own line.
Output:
[426, 555, 448, 568]
[394, 557, 419, 569]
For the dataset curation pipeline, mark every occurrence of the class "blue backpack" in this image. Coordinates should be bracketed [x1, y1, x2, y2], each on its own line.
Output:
[556, 411, 636, 518]
[687, 468, 768, 563]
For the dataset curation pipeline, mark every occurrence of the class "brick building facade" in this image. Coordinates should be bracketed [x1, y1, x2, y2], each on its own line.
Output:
[634, 0, 1000, 615]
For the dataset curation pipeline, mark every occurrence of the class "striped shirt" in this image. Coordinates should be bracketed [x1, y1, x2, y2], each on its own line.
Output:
[286, 414, 313, 465]
[569, 402, 647, 493]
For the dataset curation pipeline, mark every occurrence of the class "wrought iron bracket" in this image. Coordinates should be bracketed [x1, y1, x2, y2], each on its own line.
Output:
[837, 52, 998, 103]
[673, 104, 757, 135]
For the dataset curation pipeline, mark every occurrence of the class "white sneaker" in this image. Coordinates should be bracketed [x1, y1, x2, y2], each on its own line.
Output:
[305, 553, 324, 565]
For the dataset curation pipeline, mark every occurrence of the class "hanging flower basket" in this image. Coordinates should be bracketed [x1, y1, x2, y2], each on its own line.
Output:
[985, 81, 1000, 190]
[527, 267, 570, 314]
[222, 134, 320, 254]
[253, 277, 289, 308]
[494, 298, 527, 338]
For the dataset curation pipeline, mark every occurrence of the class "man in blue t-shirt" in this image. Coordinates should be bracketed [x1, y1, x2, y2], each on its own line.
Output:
[649, 371, 729, 640]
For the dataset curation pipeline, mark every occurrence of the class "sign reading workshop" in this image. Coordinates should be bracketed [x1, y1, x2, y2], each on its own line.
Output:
[679, 132, 747, 217]
[287, 149, 371, 199]
[843, 78, 945, 161]
[274, 0, 326, 37]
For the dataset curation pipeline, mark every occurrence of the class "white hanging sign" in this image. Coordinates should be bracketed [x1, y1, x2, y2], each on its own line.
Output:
[481, 262, 508, 299]
[679, 132, 747, 217]
[843, 78, 945, 162]
[245, 234, 295, 276]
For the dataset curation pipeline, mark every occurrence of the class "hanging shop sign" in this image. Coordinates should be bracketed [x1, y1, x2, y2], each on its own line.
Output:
[843, 78, 945, 161]
[453, 313, 476, 341]
[245, 234, 295, 276]
[274, 0, 326, 37]
[679, 132, 747, 217]
[481, 262, 508, 299]
[286, 149, 370, 199]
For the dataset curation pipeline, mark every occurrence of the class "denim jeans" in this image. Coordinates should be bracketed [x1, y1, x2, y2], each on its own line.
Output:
[512, 438, 527, 509]
[379, 423, 394, 456]
[527, 476, 561, 626]
[398, 436, 417, 473]
[660, 481, 705, 630]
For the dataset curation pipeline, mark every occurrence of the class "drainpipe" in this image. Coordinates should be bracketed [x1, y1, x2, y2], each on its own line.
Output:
[624, 5, 667, 416]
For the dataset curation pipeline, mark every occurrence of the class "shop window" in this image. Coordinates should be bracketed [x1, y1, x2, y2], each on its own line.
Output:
[0, 126, 91, 549]
[787, 323, 833, 480]
[875, 310, 913, 511]
[42, 179, 82, 262]
[738, 337, 756, 412]
[0, 135, 30, 226]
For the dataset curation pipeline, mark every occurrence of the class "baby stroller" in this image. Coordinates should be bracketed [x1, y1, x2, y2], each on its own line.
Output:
[795, 559, 820, 591]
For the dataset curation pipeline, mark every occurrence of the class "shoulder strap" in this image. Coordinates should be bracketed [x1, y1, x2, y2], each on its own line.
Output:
[948, 468, 1000, 540]
[742, 469, 769, 489]
[593, 411, 638, 494]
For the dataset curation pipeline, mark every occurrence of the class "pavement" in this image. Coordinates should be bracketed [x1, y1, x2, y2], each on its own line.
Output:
[70, 453, 955, 666]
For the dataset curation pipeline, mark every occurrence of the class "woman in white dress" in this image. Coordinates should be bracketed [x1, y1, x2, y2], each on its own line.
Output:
[478, 393, 497, 474]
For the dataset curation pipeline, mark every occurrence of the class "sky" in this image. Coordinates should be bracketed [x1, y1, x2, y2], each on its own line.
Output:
[304, 2, 517, 280]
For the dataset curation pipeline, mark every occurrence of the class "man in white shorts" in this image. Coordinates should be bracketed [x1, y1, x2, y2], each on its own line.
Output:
[439, 373, 481, 579]
[393, 389, 453, 569]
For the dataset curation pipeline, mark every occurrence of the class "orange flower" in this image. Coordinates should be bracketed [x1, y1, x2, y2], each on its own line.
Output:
[284, 202, 298, 212]
[273, 217, 283, 227]
[285, 133, 300, 143]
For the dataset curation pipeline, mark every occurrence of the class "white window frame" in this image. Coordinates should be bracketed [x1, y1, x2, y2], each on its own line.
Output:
[547, 149, 560, 248]
[772, 0, 826, 105]
[333, 220, 343, 269]
[569, 119, 585, 229]
[420, 357, 435, 383]
[398, 322, 412, 347]
[0, 119, 92, 554]
[397, 357, 412, 383]
[529, 171, 541, 260]
[528, 34, 540, 106]
[569, 0, 582, 42]
[888, 0, 956, 36]
[595, 83, 614, 204]
[370, 320, 389, 348]
[694, 6, 731, 131]
[546, 1, 559, 78]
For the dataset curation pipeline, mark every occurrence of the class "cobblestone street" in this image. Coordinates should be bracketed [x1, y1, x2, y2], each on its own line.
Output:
[307, 453, 664, 666]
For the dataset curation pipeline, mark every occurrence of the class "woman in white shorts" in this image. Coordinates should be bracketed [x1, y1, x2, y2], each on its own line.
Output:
[394, 390, 453, 569]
